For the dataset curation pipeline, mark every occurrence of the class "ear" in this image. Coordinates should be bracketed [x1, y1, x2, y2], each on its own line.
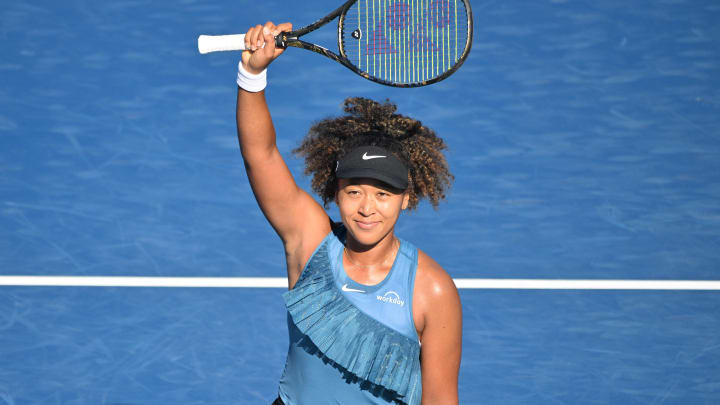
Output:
[401, 192, 410, 210]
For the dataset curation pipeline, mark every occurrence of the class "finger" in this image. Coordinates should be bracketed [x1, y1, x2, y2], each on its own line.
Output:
[262, 21, 277, 50]
[242, 26, 257, 60]
[261, 25, 276, 57]
[245, 26, 256, 50]
[256, 26, 265, 49]
[263, 21, 277, 35]
[256, 23, 269, 49]
[244, 26, 253, 50]
[247, 24, 263, 50]
[274, 22, 293, 36]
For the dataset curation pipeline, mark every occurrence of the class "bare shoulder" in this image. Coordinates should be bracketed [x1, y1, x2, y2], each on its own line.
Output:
[415, 249, 459, 300]
[412, 249, 461, 337]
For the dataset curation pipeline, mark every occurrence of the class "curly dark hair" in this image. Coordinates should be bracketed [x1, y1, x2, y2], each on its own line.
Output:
[293, 97, 453, 210]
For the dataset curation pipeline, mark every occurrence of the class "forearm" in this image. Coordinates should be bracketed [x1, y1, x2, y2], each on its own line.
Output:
[421, 366, 459, 405]
[235, 87, 278, 162]
[235, 21, 292, 163]
[421, 386, 458, 405]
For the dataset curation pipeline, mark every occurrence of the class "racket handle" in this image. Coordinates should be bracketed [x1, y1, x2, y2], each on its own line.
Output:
[197, 34, 246, 54]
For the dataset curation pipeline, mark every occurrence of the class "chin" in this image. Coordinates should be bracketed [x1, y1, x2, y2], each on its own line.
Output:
[345, 222, 390, 247]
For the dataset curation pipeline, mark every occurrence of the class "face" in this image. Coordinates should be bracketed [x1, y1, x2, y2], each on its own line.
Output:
[336, 178, 410, 248]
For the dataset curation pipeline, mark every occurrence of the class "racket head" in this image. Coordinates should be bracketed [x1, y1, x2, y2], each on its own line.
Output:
[339, 0, 472, 87]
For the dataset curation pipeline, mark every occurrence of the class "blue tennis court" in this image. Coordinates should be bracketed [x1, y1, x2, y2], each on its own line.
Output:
[1, 0, 719, 403]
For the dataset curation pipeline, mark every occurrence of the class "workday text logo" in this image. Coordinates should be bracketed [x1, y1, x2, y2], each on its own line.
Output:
[377, 291, 404, 306]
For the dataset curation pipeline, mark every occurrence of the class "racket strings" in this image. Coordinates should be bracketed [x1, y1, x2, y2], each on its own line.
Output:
[342, 0, 469, 84]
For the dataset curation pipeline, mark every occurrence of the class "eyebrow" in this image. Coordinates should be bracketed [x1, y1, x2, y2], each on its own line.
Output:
[345, 179, 403, 194]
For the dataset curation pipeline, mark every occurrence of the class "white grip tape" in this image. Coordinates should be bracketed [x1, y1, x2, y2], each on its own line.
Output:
[198, 34, 246, 54]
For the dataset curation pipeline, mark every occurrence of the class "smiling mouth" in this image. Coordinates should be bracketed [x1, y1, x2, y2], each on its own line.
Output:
[355, 220, 379, 230]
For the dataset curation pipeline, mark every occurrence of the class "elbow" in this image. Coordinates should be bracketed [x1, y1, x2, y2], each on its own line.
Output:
[240, 146, 277, 170]
[421, 393, 459, 405]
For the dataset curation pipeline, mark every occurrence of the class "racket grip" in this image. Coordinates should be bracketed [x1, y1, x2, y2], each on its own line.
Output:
[197, 34, 246, 54]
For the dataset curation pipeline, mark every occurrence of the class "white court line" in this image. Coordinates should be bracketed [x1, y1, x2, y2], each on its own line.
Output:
[0, 276, 287, 288]
[0, 276, 719, 290]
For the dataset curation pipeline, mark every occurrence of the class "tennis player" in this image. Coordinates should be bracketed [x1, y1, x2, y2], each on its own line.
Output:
[236, 21, 462, 405]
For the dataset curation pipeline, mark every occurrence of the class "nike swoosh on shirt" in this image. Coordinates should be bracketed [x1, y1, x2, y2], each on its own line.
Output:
[342, 283, 366, 293]
[362, 152, 386, 160]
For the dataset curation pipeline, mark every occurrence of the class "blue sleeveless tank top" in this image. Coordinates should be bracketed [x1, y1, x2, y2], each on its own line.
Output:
[278, 226, 422, 405]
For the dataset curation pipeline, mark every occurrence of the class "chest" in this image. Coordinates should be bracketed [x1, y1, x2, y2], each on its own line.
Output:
[333, 248, 420, 342]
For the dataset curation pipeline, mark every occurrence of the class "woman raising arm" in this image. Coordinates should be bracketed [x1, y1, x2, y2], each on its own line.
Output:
[236, 21, 462, 405]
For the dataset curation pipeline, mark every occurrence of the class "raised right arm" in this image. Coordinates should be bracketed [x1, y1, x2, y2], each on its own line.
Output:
[236, 22, 331, 285]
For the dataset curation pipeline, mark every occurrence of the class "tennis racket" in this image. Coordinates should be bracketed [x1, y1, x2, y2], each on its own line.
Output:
[198, 0, 472, 87]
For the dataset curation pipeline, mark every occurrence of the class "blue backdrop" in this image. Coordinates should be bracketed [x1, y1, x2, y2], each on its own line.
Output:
[1, 1, 719, 403]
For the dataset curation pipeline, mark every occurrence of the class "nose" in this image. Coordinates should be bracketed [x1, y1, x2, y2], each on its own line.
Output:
[358, 195, 375, 216]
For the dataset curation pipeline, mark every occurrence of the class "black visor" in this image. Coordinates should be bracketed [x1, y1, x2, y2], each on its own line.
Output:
[335, 145, 409, 190]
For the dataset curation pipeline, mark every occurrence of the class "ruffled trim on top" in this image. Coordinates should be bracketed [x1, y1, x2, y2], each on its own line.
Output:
[282, 236, 421, 404]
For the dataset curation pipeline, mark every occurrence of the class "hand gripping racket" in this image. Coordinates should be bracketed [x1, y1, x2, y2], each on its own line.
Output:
[198, 0, 472, 87]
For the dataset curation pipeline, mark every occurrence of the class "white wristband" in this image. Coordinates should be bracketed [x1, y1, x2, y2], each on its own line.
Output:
[237, 61, 267, 92]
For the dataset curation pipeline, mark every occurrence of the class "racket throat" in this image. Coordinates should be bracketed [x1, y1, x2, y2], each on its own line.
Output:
[275, 32, 298, 49]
